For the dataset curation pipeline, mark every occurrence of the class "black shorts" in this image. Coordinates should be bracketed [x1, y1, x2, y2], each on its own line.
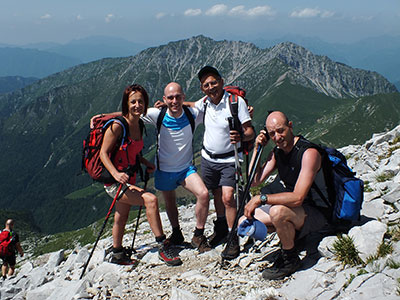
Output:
[1, 254, 16, 267]
[201, 157, 235, 190]
[261, 177, 328, 240]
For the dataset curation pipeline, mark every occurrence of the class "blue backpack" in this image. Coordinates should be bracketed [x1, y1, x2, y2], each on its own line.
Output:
[312, 146, 364, 223]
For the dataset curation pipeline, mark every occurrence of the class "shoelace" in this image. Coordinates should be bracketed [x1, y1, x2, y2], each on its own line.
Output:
[161, 244, 178, 259]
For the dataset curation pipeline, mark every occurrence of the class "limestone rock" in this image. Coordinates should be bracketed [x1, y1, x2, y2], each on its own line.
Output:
[348, 220, 387, 262]
[5, 124, 400, 300]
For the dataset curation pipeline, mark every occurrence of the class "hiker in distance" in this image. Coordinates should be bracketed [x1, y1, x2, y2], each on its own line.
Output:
[1, 219, 24, 279]
[141, 82, 212, 253]
[242, 111, 329, 280]
[184, 66, 255, 259]
[99, 84, 181, 266]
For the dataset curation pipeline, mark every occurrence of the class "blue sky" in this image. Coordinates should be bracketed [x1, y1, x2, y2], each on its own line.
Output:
[1, 0, 399, 46]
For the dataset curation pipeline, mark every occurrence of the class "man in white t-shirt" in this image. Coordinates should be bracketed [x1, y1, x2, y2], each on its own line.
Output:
[142, 82, 211, 252]
[186, 66, 255, 259]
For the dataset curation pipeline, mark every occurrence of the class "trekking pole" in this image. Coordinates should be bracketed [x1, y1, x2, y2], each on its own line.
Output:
[222, 144, 264, 259]
[130, 169, 150, 254]
[228, 117, 244, 208]
[80, 183, 123, 280]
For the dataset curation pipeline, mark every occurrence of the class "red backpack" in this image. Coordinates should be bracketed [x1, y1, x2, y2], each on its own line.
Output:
[0, 230, 12, 256]
[223, 86, 254, 156]
[81, 115, 145, 184]
[82, 116, 128, 183]
[224, 86, 247, 100]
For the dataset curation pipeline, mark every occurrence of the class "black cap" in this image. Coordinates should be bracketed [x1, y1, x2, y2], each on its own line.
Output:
[197, 66, 221, 81]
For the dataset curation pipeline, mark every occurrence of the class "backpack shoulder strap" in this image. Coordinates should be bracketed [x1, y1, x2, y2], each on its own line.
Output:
[155, 106, 168, 170]
[156, 106, 168, 134]
[201, 96, 208, 125]
[182, 104, 196, 166]
[103, 116, 130, 145]
[182, 105, 195, 134]
[138, 118, 146, 137]
[228, 93, 239, 116]
[228, 93, 242, 135]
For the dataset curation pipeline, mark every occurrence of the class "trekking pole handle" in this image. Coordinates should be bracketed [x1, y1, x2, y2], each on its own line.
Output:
[262, 126, 270, 141]
[227, 117, 235, 131]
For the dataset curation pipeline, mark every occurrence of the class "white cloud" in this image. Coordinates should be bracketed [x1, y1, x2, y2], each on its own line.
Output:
[247, 6, 275, 17]
[290, 8, 320, 18]
[229, 5, 275, 17]
[206, 4, 228, 16]
[229, 5, 246, 16]
[290, 8, 334, 19]
[76, 15, 83, 21]
[105, 14, 115, 23]
[40, 13, 51, 20]
[184, 8, 202, 17]
[156, 12, 167, 19]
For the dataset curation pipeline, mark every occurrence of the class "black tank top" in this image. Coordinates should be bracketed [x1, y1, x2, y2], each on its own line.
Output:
[273, 136, 330, 208]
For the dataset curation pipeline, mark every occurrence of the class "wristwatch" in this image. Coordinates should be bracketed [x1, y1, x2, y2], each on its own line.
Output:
[260, 194, 268, 206]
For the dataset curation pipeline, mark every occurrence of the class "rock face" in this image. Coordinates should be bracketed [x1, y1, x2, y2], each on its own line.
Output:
[1, 126, 400, 299]
[129, 35, 397, 99]
[267, 42, 397, 98]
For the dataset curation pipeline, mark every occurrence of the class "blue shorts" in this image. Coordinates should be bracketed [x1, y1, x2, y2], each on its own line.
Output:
[155, 165, 197, 191]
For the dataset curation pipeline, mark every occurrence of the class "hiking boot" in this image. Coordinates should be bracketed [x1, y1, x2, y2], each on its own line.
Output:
[208, 218, 229, 247]
[221, 233, 240, 260]
[110, 249, 136, 265]
[168, 228, 185, 246]
[158, 239, 182, 266]
[262, 249, 301, 280]
[191, 234, 212, 253]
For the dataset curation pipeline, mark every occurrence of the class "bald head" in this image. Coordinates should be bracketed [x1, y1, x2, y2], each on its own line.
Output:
[266, 111, 289, 128]
[5, 219, 14, 228]
[164, 82, 183, 96]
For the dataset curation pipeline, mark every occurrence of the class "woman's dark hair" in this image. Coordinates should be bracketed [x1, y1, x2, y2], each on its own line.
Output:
[121, 84, 149, 116]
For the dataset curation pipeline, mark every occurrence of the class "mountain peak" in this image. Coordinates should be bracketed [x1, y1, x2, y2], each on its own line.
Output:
[267, 41, 398, 97]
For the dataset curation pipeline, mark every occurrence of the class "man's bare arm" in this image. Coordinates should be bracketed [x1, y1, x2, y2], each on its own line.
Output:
[265, 148, 321, 207]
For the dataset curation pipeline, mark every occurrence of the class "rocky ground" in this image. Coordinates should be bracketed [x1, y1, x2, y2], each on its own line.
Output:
[1, 125, 400, 300]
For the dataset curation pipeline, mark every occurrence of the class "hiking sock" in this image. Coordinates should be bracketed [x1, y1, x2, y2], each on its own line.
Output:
[112, 246, 123, 253]
[282, 247, 297, 258]
[172, 226, 181, 233]
[155, 234, 166, 244]
[194, 227, 204, 237]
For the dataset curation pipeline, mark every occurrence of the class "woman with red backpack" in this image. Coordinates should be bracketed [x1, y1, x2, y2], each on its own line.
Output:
[99, 84, 181, 266]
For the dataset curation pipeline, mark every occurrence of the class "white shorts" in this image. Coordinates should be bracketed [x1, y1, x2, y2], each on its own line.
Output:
[104, 183, 131, 200]
[259, 204, 271, 214]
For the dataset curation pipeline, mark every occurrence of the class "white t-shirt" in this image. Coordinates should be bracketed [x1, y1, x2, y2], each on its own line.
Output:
[141, 107, 202, 172]
[195, 91, 251, 164]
